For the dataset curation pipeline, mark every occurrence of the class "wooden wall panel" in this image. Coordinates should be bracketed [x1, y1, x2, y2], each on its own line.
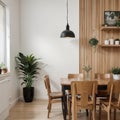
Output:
[79, 0, 120, 78]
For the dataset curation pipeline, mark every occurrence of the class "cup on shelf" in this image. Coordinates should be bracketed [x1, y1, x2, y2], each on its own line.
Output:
[109, 38, 114, 45]
[115, 41, 119, 45]
[104, 40, 109, 45]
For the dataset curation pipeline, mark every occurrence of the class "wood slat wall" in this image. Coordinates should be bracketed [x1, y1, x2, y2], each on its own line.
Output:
[79, 0, 120, 78]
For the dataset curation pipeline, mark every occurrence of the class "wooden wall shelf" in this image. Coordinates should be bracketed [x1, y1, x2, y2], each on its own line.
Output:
[101, 26, 120, 31]
[100, 44, 120, 47]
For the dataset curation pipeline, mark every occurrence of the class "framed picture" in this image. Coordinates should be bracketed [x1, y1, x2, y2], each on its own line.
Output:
[104, 11, 120, 26]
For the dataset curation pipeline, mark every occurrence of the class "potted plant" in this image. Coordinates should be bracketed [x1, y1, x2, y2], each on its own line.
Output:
[16, 52, 40, 102]
[82, 65, 92, 80]
[116, 20, 120, 26]
[114, 38, 120, 45]
[0, 63, 8, 74]
[89, 38, 99, 52]
[111, 67, 120, 80]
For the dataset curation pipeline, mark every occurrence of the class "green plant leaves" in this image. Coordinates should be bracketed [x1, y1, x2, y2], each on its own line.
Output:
[82, 65, 92, 73]
[89, 38, 99, 47]
[112, 67, 120, 74]
[16, 52, 41, 88]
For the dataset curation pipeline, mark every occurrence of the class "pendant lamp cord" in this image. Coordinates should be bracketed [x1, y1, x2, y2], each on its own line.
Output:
[66, 0, 70, 30]
[66, 0, 68, 24]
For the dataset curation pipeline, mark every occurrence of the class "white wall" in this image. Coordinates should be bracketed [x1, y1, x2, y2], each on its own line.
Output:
[1, 0, 20, 104]
[20, 0, 79, 99]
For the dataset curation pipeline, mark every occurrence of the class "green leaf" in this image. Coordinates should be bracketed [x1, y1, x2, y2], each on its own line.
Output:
[15, 52, 42, 87]
[89, 38, 99, 47]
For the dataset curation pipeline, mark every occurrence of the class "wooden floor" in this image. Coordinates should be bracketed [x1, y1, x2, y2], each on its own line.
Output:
[7, 100, 120, 120]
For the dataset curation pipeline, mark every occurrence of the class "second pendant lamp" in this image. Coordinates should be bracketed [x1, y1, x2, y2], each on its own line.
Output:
[60, 0, 75, 38]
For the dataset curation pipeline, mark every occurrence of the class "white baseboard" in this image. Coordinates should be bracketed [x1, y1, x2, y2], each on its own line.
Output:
[0, 107, 9, 120]
[0, 97, 19, 120]
[9, 97, 19, 109]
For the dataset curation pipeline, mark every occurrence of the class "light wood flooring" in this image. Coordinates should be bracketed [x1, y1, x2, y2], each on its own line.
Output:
[7, 100, 120, 120]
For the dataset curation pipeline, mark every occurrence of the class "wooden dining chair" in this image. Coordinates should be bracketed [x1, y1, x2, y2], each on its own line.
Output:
[68, 73, 84, 80]
[44, 75, 63, 118]
[67, 73, 84, 95]
[94, 73, 111, 80]
[99, 80, 120, 120]
[112, 81, 120, 120]
[69, 80, 98, 120]
[94, 73, 111, 106]
[68, 73, 90, 117]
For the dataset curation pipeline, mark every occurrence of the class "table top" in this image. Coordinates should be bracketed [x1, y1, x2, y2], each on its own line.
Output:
[61, 78, 111, 86]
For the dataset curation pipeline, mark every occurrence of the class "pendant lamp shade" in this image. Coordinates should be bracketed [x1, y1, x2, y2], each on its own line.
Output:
[60, 0, 75, 38]
[60, 24, 75, 38]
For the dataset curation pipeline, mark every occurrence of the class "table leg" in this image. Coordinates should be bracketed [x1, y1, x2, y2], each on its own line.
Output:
[62, 86, 67, 120]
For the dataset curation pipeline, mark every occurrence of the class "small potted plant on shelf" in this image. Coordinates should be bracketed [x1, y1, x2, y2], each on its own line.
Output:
[111, 67, 120, 80]
[102, 23, 108, 27]
[116, 20, 120, 27]
[114, 38, 120, 45]
[15, 52, 41, 102]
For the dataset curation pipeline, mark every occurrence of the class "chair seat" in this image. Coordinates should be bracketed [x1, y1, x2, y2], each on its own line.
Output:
[96, 93, 109, 100]
[111, 97, 120, 107]
[50, 92, 63, 98]
[97, 90, 108, 94]
[111, 104, 120, 109]
[77, 100, 93, 107]
[96, 89, 110, 106]
[96, 94, 109, 97]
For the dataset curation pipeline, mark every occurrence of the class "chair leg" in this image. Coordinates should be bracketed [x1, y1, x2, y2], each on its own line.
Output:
[107, 110, 110, 120]
[48, 102, 52, 118]
[89, 110, 92, 120]
[114, 109, 116, 120]
[72, 103, 76, 120]
[99, 103, 101, 120]
[49, 103, 52, 112]
[92, 109, 96, 120]
[86, 109, 89, 116]
[47, 102, 50, 118]
[68, 99, 71, 120]
[110, 109, 112, 119]
[61, 97, 64, 114]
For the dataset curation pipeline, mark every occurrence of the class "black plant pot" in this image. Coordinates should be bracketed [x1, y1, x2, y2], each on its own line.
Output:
[0, 69, 1, 74]
[23, 87, 34, 102]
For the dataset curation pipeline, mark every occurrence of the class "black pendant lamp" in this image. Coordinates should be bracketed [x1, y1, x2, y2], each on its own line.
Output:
[60, 0, 75, 38]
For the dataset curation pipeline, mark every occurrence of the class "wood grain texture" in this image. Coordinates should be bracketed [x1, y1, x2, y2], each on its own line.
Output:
[79, 0, 120, 78]
[7, 100, 120, 120]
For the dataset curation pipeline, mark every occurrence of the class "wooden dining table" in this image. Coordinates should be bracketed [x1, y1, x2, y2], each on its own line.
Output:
[61, 78, 110, 120]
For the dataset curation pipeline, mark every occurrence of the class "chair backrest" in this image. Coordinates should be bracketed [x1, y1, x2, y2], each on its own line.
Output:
[106, 80, 120, 108]
[68, 73, 84, 79]
[112, 80, 120, 107]
[95, 73, 112, 95]
[71, 81, 98, 108]
[94, 73, 111, 80]
[112, 80, 120, 94]
[44, 75, 51, 98]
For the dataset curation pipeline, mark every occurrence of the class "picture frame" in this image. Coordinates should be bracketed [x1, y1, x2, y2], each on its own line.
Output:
[104, 11, 120, 26]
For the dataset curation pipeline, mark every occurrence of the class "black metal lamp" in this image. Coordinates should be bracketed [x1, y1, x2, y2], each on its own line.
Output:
[60, 0, 75, 38]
